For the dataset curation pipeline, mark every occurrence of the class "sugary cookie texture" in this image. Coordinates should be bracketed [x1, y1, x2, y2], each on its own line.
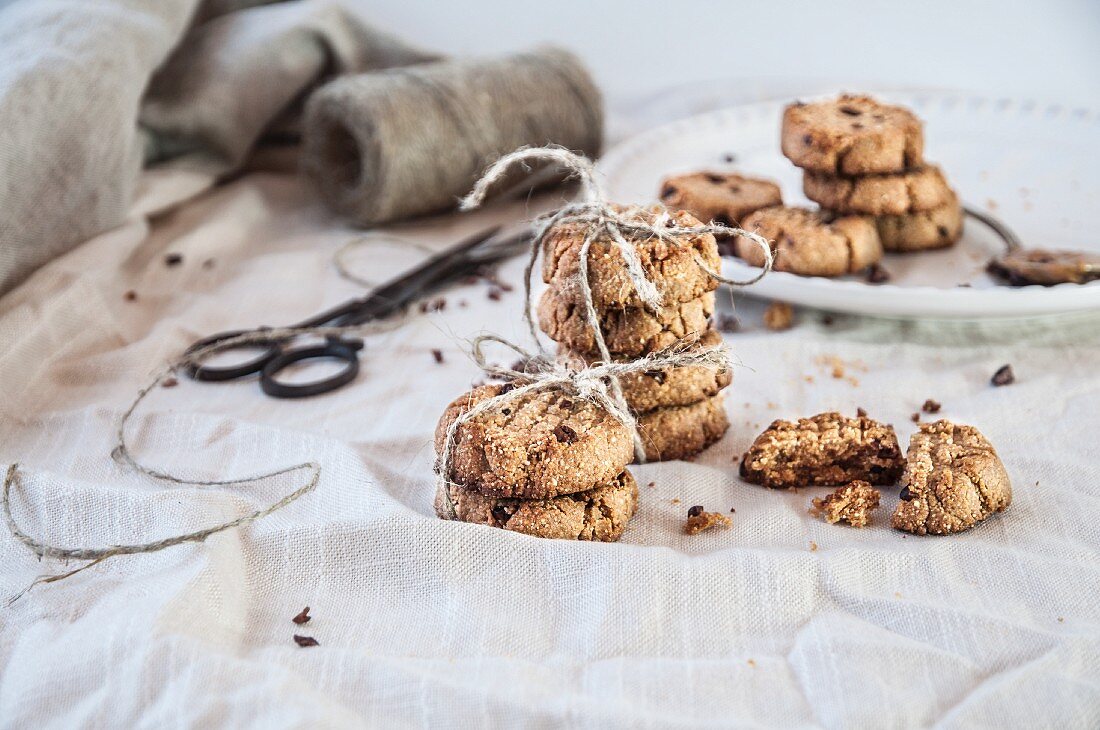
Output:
[892, 420, 1011, 535]
[659, 171, 783, 226]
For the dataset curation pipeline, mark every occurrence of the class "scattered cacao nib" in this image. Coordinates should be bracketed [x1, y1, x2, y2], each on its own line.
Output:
[431, 349, 444, 364]
[123, 290, 138, 302]
[164, 253, 183, 267]
[865, 263, 891, 284]
[293, 634, 319, 647]
[715, 313, 740, 333]
[921, 399, 941, 414]
[553, 424, 578, 444]
[991, 364, 1015, 386]
[292, 607, 311, 625]
[202, 258, 216, 270]
[910, 412, 921, 423]
[899, 486, 913, 501]
[821, 315, 834, 326]
[763, 301, 794, 331]
[687, 505, 704, 518]
[496, 281, 514, 293]
[161, 377, 179, 388]
[487, 287, 503, 301]
[722, 152, 738, 163]
[856, 407, 868, 418]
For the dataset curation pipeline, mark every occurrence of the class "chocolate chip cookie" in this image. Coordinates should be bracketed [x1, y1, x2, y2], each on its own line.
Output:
[538, 286, 714, 356]
[892, 420, 1011, 535]
[782, 95, 924, 175]
[436, 469, 638, 541]
[870, 192, 964, 252]
[436, 383, 634, 499]
[740, 412, 904, 489]
[803, 165, 953, 215]
[734, 206, 883, 276]
[637, 394, 729, 462]
[810, 481, 881, 527]
[560, 329, 732, 412]
[659, 171, 783, 226]
[541, 206, 720, 308]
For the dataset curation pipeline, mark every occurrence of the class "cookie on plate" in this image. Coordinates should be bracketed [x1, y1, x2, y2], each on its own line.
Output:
[802, 165, 953, 215]
[782, 95, 924, 175]
[636, 394, 730, 462]
[740, 411, 904, 489]
[733, 206, 883, 276]
[659, 171, 783, 226]
[436, 383, 634, 499]
[538, 286, 714, 356]
[560, 329, 732, 413]
[892, 420, 1011, 535]
[436, 469, 638, 541]
[870, 192, 964, 252]
[541, 206, 720, 308]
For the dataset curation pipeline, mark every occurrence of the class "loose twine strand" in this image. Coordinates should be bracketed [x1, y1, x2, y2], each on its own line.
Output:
[436, 146, 773, 515]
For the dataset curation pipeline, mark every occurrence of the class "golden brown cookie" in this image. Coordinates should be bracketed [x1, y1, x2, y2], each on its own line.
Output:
[436, 469, 638, 541]
[870, 193, 964, 252]
[782, 95, 924, 175]
[810, 481, 881, 527]
[734, 206, 882, 276]
[637, 394, 729, 462]
[541, 206, 720, 308]
[740, 412, 904, 489]
[560, 329, 732, 413]
[802, 165, 952, 215]
[659, 171, 783, 226]
[435, 384, 634, 499]
[538, 286, 714, 356]
[892, 420, 1011, 535]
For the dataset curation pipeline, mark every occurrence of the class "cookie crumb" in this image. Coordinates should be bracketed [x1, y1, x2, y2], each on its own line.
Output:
[921, 399, 941, 413]
[293, 635, 319, 647]
[746, 658, 757, 668]
[123, 289, 137, 302]
[646, 481, 656, 488]
[991, 364, 1015, 386]
[292, 607, 311, 625]
[809, 541, 818, 552]
[684, 506, 732, 535]
[865, 263, 891, 284]
[723, 152, 738, 163]
[161, 377, 178, 388]
[763, 301, 794, 331]
[487, 287, 504, 301]
[910, 412, 921, 423]
[431, 349, 445, 364]
[164, 253, 183, 267]
[810, 481, 881, 527]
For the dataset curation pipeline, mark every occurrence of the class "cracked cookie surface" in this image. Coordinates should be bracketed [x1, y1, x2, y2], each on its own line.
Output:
[803, 164, 952, 215]
[561, 329, 731, 413]
[782, 95, 924, 175]
[541, 206, 720, 308]
[538, 286, 714, 356]
[435, 469, 638, 541]
[659, 171, 782, 226]
[811, 481, 881, 527]
[734, 206, 882, 276]
[870, 192, 963, 252]
[740, 412, 904, 489]
[435, 384, 634, 499]
[892, 420, 1011, 535]
[637, 394, 729, 462]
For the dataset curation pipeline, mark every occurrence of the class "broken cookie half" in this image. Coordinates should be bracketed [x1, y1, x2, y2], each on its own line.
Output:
[892, 420, 1011, 535]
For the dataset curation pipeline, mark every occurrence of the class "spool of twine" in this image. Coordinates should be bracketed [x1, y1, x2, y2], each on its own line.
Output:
[301, 47, 603, 226]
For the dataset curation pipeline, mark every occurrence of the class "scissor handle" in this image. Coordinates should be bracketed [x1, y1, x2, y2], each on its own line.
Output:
[259, 337, 364, 399]
[183, 328, 284, 382]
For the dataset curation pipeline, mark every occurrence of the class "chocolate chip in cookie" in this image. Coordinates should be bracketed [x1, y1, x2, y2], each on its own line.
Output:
[735, 206, 883, 277]
[891, 420, 1012, 535]
[660, 171, 783, 227]
[740, 411, 904, 489]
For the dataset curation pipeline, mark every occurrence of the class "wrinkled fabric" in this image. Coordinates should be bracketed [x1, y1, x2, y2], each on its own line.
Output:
[0, 0, 434, 296]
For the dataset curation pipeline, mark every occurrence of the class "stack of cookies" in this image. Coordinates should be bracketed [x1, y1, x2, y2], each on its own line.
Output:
[536, 206, 732, 461]
[783, 94, 964, 254]
[434, 383, 638, 541]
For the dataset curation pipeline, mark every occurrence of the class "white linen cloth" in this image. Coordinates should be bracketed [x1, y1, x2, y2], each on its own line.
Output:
[3, 95, 1100, 728]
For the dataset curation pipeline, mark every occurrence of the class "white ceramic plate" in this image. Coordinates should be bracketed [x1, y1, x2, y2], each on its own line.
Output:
[598, 92, 1100, 319]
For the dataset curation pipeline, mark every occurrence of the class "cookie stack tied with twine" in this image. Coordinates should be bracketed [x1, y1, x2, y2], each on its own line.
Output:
[782, 94, 964, 254]
[433, 147, 774, 539]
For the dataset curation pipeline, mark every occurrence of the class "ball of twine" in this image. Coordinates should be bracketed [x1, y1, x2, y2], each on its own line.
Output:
[302, 47, 603, 226]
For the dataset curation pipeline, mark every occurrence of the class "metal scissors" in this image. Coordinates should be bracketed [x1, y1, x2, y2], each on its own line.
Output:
[184, 225, 531, 398]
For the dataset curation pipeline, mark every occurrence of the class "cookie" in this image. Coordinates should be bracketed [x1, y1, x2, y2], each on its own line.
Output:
[436, 469, 638, 541]
[734, 206, 882, 276]
[803, 165, 952, 215]
[560, 329, 732, 412]
[637, 394, 729, 462]
[541, 206, 721, 308]
[740, 411, 904, 489]
[659, 172, 783, 226]
[538, 286, 714, 356]
[435, 383, 634, 499]
[810, 481, 881, 527]
[892, 420, 1011, 535]
[870, 193, 963, 252]
[781, 95, 924, 175]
